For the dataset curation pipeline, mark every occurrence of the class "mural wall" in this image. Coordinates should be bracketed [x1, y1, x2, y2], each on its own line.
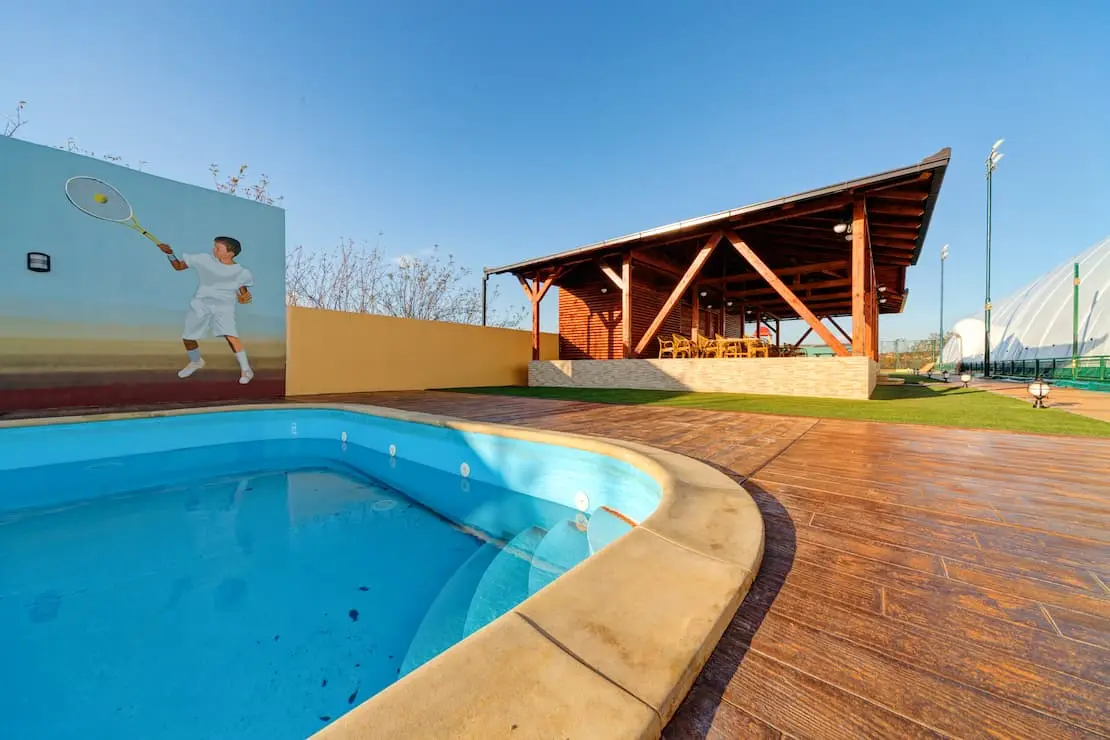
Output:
[0, 137, 286, 411]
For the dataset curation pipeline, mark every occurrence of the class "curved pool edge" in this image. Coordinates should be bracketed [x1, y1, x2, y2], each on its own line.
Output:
[2, 403, 764, 739]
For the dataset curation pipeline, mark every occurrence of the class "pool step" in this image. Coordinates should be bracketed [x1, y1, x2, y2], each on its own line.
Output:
[462, 526, 546, 637]
[398, 541, 503, 678]
[586, 506, 637, 555]
[526, 519, 591, 596]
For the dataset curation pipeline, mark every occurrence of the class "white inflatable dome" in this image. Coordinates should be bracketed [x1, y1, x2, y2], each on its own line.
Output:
[943, 235, 1110, 363]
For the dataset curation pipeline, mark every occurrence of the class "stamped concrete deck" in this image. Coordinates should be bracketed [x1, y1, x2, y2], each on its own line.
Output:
[977, 378, 1110, 424]
[300, 391, 1110, 740]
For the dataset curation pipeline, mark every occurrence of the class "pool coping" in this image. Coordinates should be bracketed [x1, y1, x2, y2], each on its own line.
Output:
[2, 402, 765, 739]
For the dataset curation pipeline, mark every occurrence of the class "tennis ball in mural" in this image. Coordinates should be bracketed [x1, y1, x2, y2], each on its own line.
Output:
[93, 193, 109, 204]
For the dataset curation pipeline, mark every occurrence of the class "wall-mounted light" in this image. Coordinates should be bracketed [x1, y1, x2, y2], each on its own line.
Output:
[27, 252, 51, 273]
[600, 286, 608, 293]
[833, 223, 848, 234]
[699, 290, 707, 297]
[726, 301, 733, 307]
[878, 285, 887, 293]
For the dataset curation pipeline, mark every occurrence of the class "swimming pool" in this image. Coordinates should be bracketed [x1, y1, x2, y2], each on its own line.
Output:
[0, 406, 663, 739]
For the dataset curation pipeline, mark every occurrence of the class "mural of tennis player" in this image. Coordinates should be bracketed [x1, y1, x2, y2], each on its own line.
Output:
[155, 237, 256, 385]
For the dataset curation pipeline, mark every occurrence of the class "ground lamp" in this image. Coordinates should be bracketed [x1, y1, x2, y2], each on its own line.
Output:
[960, 373, 971, 388]
[1028, 379, 1051, 409]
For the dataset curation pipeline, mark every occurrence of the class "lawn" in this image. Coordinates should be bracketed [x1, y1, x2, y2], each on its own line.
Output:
[449, 376, 1110, 438]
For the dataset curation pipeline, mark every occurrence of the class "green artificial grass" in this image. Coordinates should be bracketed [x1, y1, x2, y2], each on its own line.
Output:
[446, 376, 1110, 438]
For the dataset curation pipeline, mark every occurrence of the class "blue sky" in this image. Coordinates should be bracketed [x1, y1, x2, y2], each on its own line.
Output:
[4, 0, 1108, 339]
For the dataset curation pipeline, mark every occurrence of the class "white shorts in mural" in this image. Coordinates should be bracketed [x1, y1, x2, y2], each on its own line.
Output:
[182, 297, 239, 339]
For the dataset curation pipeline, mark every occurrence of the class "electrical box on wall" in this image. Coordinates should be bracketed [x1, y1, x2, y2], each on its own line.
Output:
[27, 252, 51, 273]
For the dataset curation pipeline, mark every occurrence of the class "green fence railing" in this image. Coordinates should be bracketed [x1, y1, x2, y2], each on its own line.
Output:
[948, 356, 1110, 383]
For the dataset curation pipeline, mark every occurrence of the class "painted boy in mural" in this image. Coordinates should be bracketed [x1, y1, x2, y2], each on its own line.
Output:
[156, 237, 255, 384]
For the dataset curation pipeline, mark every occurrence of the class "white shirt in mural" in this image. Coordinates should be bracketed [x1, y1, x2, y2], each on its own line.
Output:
[183, 252, 254, 302]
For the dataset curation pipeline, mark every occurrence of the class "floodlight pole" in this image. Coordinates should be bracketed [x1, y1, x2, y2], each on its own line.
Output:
[984, 140, 1003, 377]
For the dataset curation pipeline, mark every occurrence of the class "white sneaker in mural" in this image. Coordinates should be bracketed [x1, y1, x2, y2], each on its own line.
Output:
[239, 369, 254, 385]
[178, 359, 206, 378]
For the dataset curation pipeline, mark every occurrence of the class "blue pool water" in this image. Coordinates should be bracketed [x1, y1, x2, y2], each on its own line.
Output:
[0, 409, 660, 739]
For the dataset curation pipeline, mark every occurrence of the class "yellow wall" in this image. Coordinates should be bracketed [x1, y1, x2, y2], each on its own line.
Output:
[287, 306, 558, 396]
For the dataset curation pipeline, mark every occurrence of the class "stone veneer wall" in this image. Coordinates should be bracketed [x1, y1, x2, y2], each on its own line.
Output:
[529, 357, 879, 400]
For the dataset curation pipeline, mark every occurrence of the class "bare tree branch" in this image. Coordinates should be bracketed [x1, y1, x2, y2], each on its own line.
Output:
[2, 100, 27, 137]
[286, 241, 527, 328]
[210, 163, 283, 206]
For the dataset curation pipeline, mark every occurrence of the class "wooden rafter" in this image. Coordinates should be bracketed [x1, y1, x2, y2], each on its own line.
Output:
[725, 277, 852, 300]
[868, 204, 925, 218]
[599, 262, 625, 291]
[632, 231, 723, 356]
[701, 259, 849, 286]
[872, 189, 930, 202]
[724, 230, 849, 357]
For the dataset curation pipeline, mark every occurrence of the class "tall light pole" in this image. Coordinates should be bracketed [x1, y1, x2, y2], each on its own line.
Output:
[939, 243, 949, 367]
[984, 139, 1004, 376]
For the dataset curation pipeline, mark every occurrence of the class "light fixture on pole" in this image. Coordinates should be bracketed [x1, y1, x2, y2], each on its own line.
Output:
[939, 243, 949, 368]
[984, 139, 1004, 377]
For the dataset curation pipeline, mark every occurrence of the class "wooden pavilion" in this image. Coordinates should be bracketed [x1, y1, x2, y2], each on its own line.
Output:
[483, 148, 950, 398]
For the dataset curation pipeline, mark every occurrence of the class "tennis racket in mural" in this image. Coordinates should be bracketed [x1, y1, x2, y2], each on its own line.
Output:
[64, 176, 179, 264]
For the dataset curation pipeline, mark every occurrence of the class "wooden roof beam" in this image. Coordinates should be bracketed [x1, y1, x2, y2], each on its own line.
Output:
[629, 250, 686, 280]
[868, 203, 926, 217]
[633, 231, 723, 356]
[725, 277, 852, 300]
[724, 230, 849, 356]
[701, 259, 850, 285]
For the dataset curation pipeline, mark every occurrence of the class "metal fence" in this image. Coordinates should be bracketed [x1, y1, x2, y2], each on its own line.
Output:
[954, 356, 1110, 383]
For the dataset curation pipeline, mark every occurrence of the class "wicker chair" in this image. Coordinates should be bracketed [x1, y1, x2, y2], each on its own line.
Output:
[657, 335, 676, 359]
[671, 334, 693, 358]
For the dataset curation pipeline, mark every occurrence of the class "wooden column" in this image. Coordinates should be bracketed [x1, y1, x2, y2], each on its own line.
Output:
[691, 288, 700, 340]
[518, 272, 558, 361]
[740, 305, 746, 337]
[870, 262, 880, 361]
[851, 198, 872, 356]
[621, 252, 632, 358]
